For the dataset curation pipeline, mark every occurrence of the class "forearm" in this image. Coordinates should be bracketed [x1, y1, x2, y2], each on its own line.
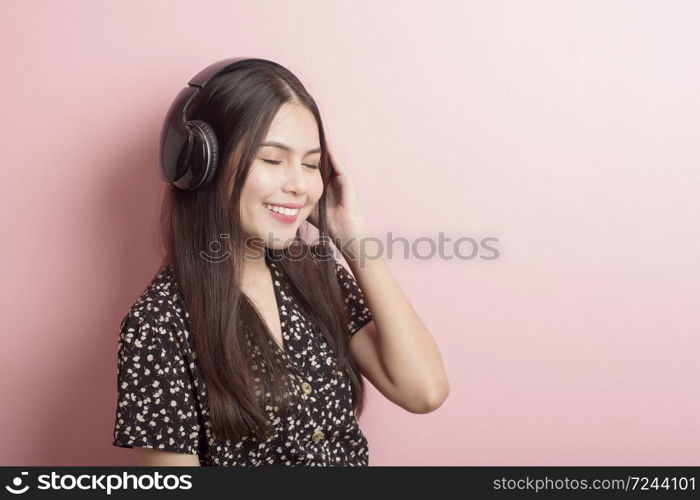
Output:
[339, 227, 450, 407]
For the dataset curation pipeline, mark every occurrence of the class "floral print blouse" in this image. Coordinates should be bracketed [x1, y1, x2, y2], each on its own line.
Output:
[112, 251, 373, 466]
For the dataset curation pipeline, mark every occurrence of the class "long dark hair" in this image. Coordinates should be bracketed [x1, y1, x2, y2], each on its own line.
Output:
[156, 59, 365, 444]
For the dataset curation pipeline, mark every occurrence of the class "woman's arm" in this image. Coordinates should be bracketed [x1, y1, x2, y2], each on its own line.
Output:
[133, 447, 201, 466]
[342, 226, 450, 414]
[317, 141, 449, 413]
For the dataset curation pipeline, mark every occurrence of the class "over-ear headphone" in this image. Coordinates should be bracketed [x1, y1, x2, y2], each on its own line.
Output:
[159, 57, 283, 190]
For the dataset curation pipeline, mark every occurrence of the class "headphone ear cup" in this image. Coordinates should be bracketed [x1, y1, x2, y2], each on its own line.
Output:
[184, 120, 220, 190]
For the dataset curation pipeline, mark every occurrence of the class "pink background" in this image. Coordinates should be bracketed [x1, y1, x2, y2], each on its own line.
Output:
[1, 0, 698, 466]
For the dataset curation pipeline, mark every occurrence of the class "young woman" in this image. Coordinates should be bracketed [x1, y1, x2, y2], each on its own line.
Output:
[112, 58, 449, 466]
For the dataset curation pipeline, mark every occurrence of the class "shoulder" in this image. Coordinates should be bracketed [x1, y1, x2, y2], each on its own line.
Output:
[311, 251, 372, 336]
[307, 244, 347, 274]
[118, 263, 192, 356]
[129, 263, 182, 317]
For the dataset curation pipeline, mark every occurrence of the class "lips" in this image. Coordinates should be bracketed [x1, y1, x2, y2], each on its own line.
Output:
[264, 203, 299, 224]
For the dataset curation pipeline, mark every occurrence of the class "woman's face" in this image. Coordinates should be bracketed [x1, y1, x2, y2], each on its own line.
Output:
[239, 102, 324, 251]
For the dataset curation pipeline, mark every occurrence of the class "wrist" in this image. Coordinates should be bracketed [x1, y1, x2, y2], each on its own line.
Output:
[337, 227, 378, 265]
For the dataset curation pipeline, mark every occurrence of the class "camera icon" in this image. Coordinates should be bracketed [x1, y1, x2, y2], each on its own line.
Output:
[5, 472, 29, 494]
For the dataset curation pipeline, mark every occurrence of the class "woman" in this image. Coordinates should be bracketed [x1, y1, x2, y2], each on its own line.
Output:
[112, 58, 449, 466]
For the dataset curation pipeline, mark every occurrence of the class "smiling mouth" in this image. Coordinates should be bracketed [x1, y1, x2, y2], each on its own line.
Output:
[263, 203, 301, 216]
[263, 203, 301, 224]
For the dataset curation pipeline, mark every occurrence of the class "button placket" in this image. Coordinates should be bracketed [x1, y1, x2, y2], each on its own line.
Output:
[268, 260, 309, 372]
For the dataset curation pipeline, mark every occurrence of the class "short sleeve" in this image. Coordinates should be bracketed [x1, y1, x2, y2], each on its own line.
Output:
[334, 261, 374, 336]
[112, 309, 201, 456]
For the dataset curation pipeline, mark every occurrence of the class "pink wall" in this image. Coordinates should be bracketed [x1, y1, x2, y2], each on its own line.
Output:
[1, 0, 698, 465]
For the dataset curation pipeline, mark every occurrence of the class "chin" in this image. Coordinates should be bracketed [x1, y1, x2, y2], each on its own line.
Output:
[262, 231, 299, 250]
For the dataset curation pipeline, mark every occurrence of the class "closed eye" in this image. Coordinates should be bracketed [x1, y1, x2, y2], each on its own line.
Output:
[262, 159, 320, 170]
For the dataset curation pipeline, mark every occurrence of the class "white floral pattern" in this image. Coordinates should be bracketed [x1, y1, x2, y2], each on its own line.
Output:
[112, 253, 373, 466]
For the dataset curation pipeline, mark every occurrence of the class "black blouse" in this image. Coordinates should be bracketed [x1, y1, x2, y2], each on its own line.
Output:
[112, 251, 373, 466]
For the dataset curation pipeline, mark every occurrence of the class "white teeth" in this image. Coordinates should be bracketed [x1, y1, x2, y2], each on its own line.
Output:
[264, 203, 299, 216]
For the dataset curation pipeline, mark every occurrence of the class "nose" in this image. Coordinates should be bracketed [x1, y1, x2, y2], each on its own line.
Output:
[281, 161, 308, 196]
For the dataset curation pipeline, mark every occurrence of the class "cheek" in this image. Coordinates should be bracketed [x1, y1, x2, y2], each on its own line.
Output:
[240, 169, 274, 204]
[310, 174, 325, 202]
[238, 191, 265, 223]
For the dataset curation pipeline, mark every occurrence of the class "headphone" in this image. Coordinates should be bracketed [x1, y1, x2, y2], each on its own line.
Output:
[159, 57, 284, 190]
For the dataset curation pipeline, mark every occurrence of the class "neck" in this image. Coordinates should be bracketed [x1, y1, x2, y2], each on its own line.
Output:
[241, 241, 269, 286]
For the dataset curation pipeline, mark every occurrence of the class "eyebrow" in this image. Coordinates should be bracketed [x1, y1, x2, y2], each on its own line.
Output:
[259, 141, 322, 155]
